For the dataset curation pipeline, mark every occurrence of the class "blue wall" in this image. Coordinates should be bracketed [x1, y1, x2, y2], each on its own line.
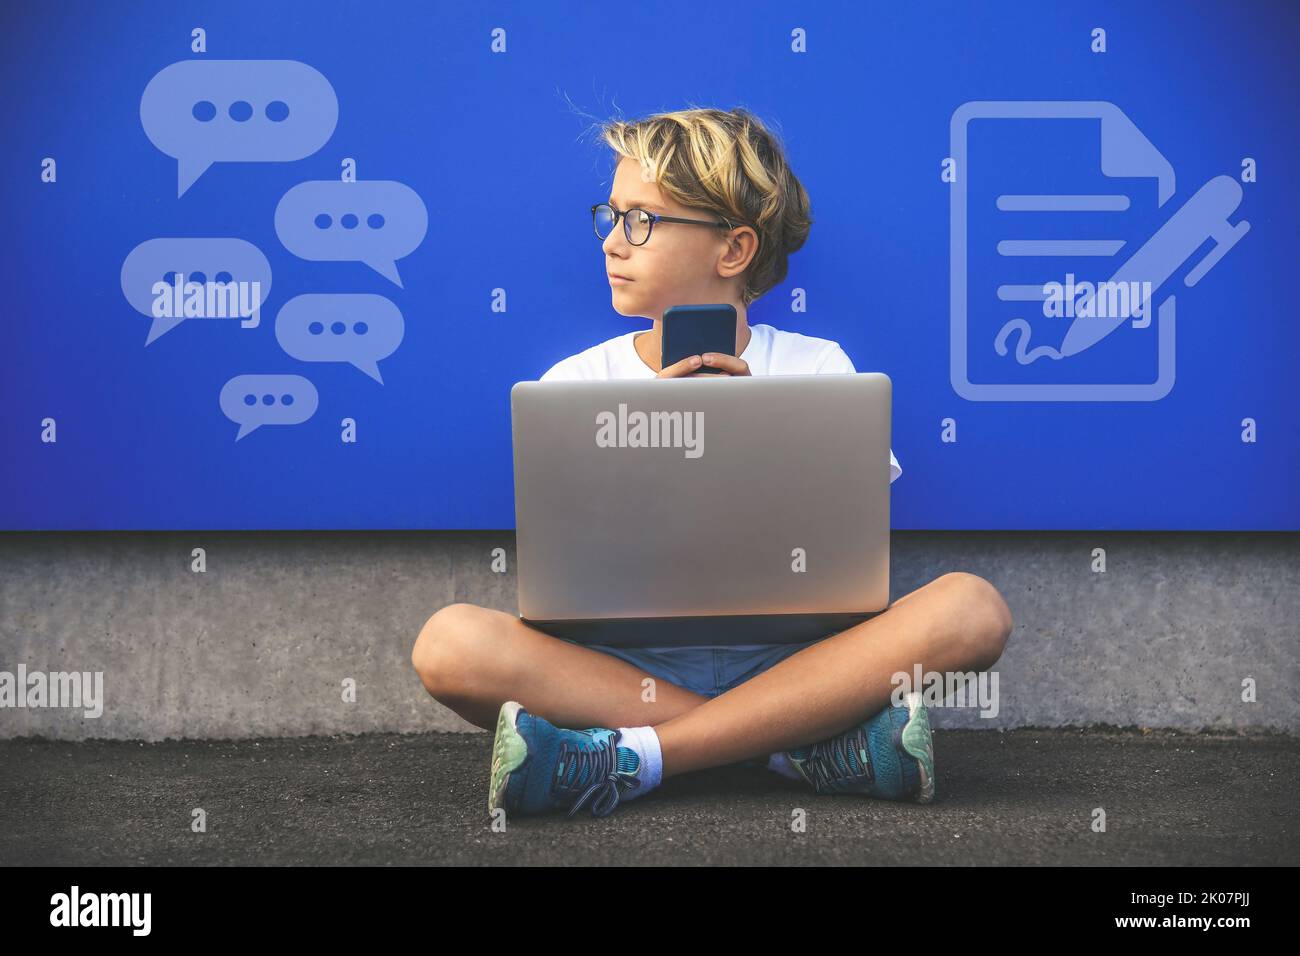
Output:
[1, 0, 1296, 530]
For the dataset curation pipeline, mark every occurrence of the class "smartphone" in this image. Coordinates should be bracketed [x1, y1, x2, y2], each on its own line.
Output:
[661, 304, 737, 374]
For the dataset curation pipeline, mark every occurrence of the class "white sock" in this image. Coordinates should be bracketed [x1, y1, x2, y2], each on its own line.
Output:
[767, 751, 804, 781]
[614, 725, 663, 801]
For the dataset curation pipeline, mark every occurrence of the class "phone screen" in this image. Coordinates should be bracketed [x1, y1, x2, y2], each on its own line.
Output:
[661, 304, 737, 374]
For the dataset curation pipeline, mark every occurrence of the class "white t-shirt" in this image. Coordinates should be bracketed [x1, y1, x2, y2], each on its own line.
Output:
[540, 322, 901, 482]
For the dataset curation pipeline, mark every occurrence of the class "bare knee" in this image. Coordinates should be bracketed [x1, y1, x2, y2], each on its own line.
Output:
[937, 572, 1013, 669]
[411, 602, 499, 701]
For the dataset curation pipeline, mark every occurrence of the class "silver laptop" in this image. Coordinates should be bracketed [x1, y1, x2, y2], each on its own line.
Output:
[510, 373, 893, 646]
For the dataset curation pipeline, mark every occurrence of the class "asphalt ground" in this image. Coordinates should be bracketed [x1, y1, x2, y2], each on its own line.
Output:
[1, 729, 1295, 866]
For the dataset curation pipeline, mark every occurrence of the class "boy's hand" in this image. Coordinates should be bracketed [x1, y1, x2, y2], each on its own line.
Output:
[657, 353, 752, 378]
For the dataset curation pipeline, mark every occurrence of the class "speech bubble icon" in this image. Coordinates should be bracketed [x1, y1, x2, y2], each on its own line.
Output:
[219, 374, 319, 441]
[141, 60, 338, 197]
[120, 238, 273, 345]
[275, 294, 405, 384]
[274, 180, 427, 286]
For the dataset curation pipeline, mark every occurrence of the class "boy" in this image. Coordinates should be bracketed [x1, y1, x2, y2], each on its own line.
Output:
[412, 107, 1013, 819]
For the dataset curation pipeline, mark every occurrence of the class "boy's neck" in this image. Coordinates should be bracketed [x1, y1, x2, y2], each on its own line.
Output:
[636, 307, 751, 374]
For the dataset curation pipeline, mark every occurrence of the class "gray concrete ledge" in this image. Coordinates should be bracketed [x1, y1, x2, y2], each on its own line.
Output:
[1, 531, 1296, 740]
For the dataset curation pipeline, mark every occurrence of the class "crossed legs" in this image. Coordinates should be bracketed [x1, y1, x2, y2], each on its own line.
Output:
[412, 572, 1013, 779]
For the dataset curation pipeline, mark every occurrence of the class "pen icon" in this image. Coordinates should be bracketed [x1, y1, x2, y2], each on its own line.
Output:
[1059, 175, 1250, 357]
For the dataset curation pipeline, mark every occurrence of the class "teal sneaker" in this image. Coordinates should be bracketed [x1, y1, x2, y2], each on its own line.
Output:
[786, 691, 935, 803]
[487, 701, 643, 818]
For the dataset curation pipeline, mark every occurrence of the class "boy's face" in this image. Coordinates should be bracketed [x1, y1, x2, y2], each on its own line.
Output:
[602, 156, 755, 320]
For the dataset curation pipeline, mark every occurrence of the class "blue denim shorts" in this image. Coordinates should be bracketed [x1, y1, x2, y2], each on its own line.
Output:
[580, 641, 822, 698]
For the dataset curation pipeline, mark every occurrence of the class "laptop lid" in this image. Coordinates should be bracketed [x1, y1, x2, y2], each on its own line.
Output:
[510, 372, 892, 645]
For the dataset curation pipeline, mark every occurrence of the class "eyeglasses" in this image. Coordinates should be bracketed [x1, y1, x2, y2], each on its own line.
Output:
[591, 202, 735, 246]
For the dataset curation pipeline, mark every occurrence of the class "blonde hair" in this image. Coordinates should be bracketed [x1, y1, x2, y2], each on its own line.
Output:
[598, 106, 812, 307]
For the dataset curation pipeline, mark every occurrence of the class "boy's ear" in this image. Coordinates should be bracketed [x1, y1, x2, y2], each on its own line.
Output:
[720, 225, 760, 275]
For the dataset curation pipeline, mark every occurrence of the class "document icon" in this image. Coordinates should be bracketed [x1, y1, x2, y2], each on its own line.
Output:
[949, 101, 1250, 401]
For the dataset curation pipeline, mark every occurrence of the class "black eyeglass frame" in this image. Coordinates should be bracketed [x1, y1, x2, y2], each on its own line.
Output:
[591, 202, 737, 246]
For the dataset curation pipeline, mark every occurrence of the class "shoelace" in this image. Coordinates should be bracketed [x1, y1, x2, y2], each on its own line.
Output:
[803, 725, 873, 791]
[555, 735, 641, 818]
